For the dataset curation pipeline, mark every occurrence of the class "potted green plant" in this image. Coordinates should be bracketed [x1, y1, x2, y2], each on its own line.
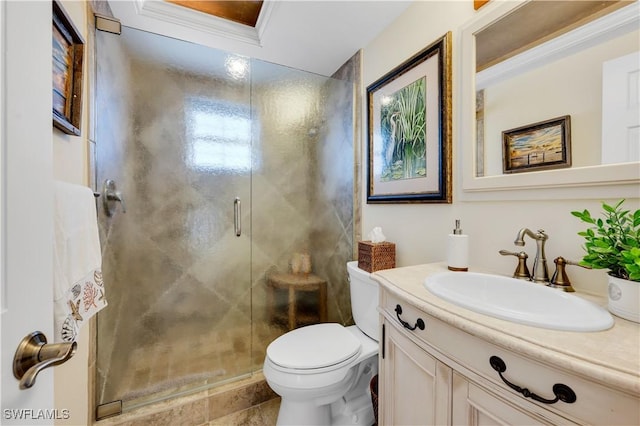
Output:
[571, 199, 640, 323]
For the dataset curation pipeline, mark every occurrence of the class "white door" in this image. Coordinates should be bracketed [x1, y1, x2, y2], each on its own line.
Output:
[1, 2, 55, 424]
[601, 51, 640, 164]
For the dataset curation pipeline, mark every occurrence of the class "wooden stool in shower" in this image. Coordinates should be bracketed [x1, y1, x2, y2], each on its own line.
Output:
[267, 273, 328, 330]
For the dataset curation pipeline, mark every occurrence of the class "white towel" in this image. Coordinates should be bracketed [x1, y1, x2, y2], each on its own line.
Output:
[53, 181, 107, 342]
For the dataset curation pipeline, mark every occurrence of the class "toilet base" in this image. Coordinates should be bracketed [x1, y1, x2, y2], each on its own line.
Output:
[276, 395, 375, 426]
[276, 400, 331, 426]
[274, 355, 377, 426]
[330, 393, 375, 426]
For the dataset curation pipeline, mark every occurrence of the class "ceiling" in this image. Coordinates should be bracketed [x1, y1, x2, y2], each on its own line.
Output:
[107, 0, 413, 76]
[166, 1, 264, 27]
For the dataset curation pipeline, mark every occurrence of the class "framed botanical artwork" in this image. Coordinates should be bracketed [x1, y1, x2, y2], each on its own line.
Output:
[52, 0, 84, 136]
[366, 32, 452, 204]
[502, 115, 571, 174]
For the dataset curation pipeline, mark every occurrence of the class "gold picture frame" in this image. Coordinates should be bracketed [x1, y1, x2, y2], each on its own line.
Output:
[366, 32, 452, 204]
[502, 115, 571, 174]
[52, 0, 84, 136]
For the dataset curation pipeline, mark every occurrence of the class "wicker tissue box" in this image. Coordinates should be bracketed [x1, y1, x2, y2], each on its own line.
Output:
[358, 241, 396, 272]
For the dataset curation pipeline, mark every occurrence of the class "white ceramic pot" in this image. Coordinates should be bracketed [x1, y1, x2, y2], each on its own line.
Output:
[607, 275, 640, 323]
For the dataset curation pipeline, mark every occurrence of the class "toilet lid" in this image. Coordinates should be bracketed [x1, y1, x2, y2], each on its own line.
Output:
[267, 323, 361, 370]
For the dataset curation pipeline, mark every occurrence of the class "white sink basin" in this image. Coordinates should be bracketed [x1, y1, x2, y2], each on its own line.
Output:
[424, 272, 614, 332]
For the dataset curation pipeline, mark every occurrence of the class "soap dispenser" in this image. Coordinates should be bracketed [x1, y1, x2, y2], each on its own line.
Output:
[447, 219, 468, 271]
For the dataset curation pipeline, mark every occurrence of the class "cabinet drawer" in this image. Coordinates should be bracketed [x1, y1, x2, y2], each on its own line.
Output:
[380, 290, 434, 344]
[452, 334, 639, 425]
[452, 371, 572, 425]
[380, 288, 640, 425]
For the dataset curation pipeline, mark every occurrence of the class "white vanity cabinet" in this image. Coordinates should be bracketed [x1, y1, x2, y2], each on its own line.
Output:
[378, 284, 640, 426]
[379, 318, 451, 425]
[450, 372, 566, 425]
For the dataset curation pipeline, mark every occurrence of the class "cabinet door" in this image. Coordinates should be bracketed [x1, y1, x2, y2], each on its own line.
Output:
[452, 372, 573, 426]
[380, 320, 451, 426]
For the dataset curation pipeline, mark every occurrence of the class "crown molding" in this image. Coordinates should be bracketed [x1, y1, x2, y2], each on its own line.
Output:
[133, 0, 276, 47]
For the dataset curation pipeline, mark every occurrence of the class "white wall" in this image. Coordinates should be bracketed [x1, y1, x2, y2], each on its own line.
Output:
[52, 1, 90, 425]
[361, 1, 639, 296]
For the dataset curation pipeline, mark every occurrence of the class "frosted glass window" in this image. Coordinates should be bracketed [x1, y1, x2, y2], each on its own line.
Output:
[187, 98, 251, 172]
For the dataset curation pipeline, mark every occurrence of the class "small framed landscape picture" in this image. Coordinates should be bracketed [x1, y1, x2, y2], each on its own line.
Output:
[502, 115, 571, 174]
[52, 0, 85, 136]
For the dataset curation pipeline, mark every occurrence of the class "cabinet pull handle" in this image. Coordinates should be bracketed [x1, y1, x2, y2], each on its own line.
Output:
[489, 356, 576, 405]
[395, 304, 425, 331]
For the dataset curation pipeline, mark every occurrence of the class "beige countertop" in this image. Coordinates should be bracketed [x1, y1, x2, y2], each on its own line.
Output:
[373, 263, 640, 396]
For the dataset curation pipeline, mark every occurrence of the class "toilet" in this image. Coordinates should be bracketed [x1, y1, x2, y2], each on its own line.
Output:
[263, 261, 379, 426]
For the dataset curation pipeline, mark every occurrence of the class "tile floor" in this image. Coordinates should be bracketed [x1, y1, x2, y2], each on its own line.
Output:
[104, 321, 284, 409]
[97, 373, 280, 426]
[208, 398, 280, 426]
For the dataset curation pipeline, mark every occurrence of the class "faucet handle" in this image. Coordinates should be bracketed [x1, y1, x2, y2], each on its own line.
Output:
[548, 257, 591, 292]
[499, 250, 531, 280]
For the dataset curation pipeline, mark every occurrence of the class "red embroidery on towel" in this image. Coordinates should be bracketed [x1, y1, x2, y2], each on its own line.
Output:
[83, 282, 99, 310]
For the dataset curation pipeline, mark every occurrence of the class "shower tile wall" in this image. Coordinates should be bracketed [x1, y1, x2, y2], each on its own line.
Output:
[333, 51, 362, 254]
[310, 76, 356, 326]
[323, 51, 361, 324]
[96, 26, 354, 412]
[249, 64, 355, 366]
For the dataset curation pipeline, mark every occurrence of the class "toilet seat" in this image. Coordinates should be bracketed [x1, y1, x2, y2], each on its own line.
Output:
[267, 323, 361, 372]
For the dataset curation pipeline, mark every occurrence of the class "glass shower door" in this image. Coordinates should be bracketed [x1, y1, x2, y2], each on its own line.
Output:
[248, 60, 356, 372]
[94, 26, 253, 412]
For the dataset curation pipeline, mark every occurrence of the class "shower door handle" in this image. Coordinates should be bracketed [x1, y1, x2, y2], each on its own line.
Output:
[234, 197, 241, 237]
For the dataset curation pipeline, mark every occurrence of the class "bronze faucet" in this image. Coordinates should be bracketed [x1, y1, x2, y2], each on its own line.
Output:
[548, 256, 591, 292]
[499, 250, 531, 280]
[514, 228, 549, 283]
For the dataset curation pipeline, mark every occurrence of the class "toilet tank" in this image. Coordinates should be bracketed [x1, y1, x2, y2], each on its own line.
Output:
[347, 261, 379, 341]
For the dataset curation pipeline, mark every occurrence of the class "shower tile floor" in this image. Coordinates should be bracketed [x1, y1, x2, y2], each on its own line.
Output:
[208, 398, 280, 425]
[107, 321, 285, 409]
[97, 372, 280, 426]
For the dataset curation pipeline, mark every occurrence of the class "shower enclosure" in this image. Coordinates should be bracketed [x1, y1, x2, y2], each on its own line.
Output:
[94, 26, 355, 414]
